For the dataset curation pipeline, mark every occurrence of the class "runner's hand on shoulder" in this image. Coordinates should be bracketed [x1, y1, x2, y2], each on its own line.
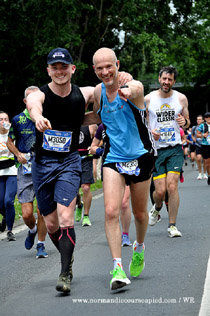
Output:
[118, 72, 133, 86]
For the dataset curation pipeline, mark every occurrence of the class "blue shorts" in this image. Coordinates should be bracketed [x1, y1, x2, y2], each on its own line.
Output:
[32, 151, 82, 216]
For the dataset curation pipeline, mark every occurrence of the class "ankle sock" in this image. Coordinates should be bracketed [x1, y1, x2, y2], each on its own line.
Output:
[155, 204, 162, 212]
[113, 258, 123, 270]
[30, 225, 37, 234]
[168, 223, 176, 228]
[134, 241, 144, 253]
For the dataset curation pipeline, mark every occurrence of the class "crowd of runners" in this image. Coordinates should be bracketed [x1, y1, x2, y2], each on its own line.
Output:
[1, 47, 210, 295]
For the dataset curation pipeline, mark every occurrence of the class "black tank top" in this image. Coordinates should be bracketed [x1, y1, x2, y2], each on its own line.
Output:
[78, 125, 92, 157]
[34, 84, 86, 157]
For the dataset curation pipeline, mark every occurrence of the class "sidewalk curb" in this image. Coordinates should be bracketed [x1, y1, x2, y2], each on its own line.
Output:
[0, 188, 104, 241]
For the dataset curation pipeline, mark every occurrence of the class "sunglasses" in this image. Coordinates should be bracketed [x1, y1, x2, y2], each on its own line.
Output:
[205, 116, 210, 118]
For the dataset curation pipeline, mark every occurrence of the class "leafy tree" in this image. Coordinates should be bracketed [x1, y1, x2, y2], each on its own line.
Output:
[0, 0, 209, 119]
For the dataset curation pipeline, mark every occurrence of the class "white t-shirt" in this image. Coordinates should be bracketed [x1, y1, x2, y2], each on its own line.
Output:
[0, 133, 17, 176]
[148, 90, 182, 149]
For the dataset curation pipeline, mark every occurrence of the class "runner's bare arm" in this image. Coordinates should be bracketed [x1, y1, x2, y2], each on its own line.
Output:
[118, 80, 145, 109]
[26, 90, 52, 132]
[80, 86, 95, 109]
[7, 137, 27, 164]
[176, 93, 190, 128]
[82, 85, 101, 125]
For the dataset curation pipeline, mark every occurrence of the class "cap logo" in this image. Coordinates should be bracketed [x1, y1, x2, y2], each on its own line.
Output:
[52, 52, 65, 59]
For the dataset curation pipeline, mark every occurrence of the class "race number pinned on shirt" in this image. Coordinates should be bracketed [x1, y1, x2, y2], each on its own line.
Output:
[158, 127, 175, 144]
[43, 130, 72, 152]
[116, 159, 140, 176]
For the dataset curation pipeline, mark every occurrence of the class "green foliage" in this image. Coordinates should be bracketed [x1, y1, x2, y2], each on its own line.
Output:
[0, 0, 209, 119]
[0, 180, 103, 224]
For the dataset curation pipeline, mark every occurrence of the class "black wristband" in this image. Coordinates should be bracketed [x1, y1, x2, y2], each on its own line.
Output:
[183, 118, 188, 127]
[120, 85, 129, 89]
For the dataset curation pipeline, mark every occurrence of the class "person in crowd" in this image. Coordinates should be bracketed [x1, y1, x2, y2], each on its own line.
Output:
[75, 124, 98, 226]
[186, 127, 196, 168]
[90, 123, 132, 247]
[197, 112, 210, 185]
[191, 115, 207, 180]
[0, 111, 17, 241]
[26, 47, 132, 294]
[92, 47, 155, 290]
[7, 86, 48, 258]
[145, 66, 190, 238]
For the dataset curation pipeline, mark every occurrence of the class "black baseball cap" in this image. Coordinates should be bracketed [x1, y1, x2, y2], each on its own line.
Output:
[204, 112, 210, 118]
[47, 47, 73, 65]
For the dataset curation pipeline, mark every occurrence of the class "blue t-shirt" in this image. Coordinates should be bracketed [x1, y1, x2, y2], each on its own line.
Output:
[9, 109, 36, 156]
[187, 133, 194, 144]
[198, 123, 210, 146]
[97, 83, 148, 163]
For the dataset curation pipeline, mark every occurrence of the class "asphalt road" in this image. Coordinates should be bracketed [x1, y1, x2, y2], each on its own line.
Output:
[1, 163, 210, 316]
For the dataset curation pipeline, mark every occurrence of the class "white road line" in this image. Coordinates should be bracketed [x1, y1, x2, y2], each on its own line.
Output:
[0, 192, 104, 241]
[0, 223, 27, 240]
[199, 254, 210, 316]
[92, 192, 104, 200]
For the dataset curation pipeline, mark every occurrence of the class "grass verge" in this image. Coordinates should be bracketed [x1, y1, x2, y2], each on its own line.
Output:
[0, 180, 102, 222]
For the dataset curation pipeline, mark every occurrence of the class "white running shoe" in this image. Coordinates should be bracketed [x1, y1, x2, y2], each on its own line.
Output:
[149, 204, 160, 226]
[168, 225, 182, 238]
[203, 174, 208, 180]
[197, 173, 202, 180]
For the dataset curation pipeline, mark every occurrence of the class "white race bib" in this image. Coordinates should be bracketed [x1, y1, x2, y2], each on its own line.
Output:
[22, 162, 32, 175]
[43, 129, 72, 152]
[159, 127, 176, 144]
[116, 159, 140, 176]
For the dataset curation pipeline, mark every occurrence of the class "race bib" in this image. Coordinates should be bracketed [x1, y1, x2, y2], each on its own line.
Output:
[22, 162, 32, 175]
[158, 127, 176, 144]
[43, 130, 72, 152]
[116, 159, 140, 176]
[22, 153, 32, 175]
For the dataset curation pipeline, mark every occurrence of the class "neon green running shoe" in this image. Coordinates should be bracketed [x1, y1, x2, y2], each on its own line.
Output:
[75, 203, 83, 222]
[82, 216, 92, 226]
[129, 241, 145, 277]
[110, 266, 131, 290]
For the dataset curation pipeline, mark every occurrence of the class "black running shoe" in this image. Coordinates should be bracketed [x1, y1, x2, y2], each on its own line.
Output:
[0, 217, 6, 232]
[7, 231, 16, 241]
[56, 273, 71, 293]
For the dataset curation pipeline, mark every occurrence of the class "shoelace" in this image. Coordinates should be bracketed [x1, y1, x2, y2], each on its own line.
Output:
[152, 210, 159, 217]
[110, 267, 125, 277]
[132, 252, 142, 266]
[169, 226, 177, 231]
